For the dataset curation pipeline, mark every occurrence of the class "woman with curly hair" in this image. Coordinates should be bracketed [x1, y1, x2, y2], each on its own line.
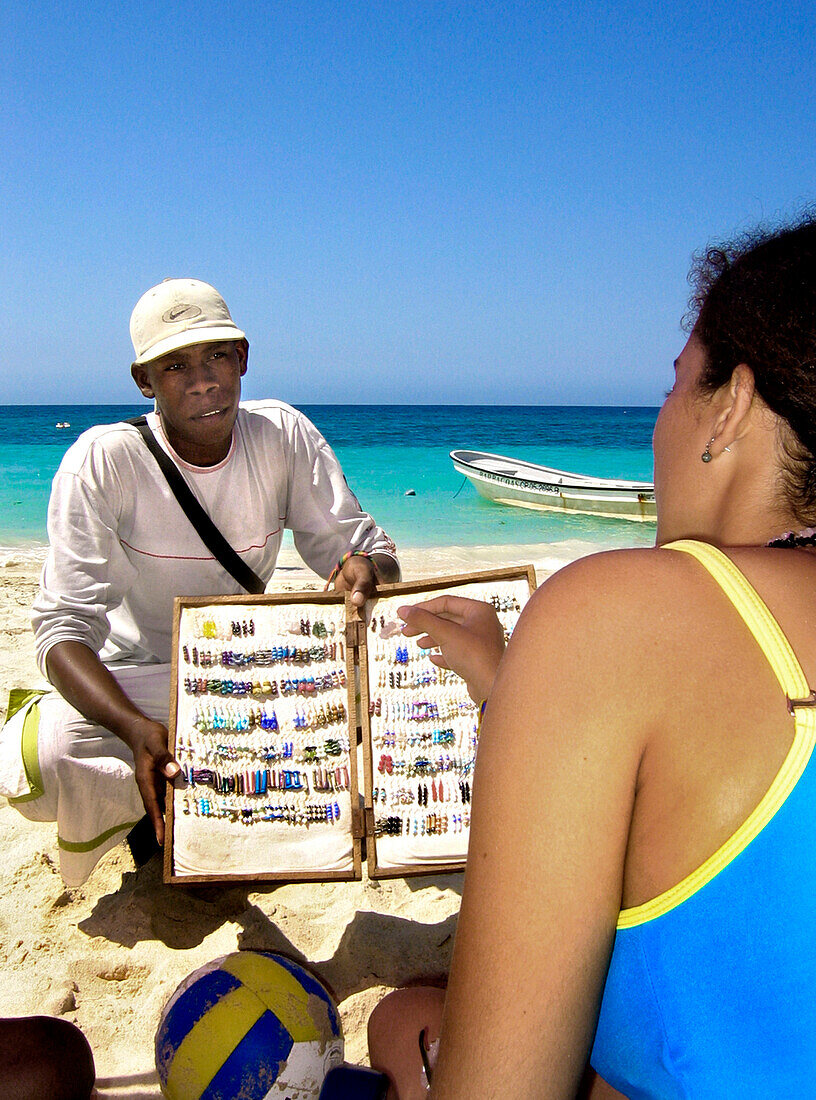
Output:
[369, 213, 816, 1098]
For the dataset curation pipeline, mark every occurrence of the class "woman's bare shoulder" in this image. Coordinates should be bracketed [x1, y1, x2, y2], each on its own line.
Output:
[527, 546, 703, 625]
[488, 547, 716, 766]
[504, 546, 720, 700]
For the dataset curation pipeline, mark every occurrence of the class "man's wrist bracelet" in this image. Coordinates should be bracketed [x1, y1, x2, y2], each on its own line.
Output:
[326, 550, 378, 587]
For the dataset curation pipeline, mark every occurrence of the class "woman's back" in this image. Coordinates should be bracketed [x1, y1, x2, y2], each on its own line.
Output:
[620, 542, 816, 911]
[591, 541, 816, 1097]
[373, 216, 816, 1099]
[425, 540, 816, 1098]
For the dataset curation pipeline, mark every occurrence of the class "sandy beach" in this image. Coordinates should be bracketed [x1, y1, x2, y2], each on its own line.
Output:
[0, 541, 585, 1098]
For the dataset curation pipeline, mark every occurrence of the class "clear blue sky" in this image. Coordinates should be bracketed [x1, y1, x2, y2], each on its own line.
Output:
[2, 0, 815, 405]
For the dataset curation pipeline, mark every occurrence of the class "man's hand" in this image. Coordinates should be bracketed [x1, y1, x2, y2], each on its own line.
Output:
[45, 640, 181, 846]
[331, 552, 400, 608]
[129, 717, 181, 845]
[398, 595, 506, 702]
[332, 555, 378, 607]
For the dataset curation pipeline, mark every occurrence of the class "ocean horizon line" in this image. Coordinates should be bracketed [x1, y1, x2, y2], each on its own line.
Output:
[1, 401, 661, 410]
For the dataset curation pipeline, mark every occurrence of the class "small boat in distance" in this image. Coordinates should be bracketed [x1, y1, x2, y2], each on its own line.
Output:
[450, 449, 656, 522]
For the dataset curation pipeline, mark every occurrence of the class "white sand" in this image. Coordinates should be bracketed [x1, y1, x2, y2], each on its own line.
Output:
[0, 542, 587, 1099]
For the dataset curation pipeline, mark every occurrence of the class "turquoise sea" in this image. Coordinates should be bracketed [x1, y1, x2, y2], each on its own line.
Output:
[0, 404, 659, 556]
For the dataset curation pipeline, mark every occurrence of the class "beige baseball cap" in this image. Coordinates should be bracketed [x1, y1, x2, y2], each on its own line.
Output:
[130, 278, 246, 365]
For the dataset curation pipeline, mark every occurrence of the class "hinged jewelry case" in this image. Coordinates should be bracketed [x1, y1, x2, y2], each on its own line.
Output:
[164, 566, 536, 884]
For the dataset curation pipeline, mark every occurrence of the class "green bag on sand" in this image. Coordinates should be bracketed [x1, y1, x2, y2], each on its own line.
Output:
[0, 688, 47, 802]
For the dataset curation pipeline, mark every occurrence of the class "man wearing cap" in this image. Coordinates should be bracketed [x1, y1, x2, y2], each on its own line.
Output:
[3, 279, 400, 886]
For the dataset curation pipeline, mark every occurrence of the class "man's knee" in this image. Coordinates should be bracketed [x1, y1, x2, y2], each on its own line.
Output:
[13, 794, 56, 823]
[7, 693, 76, 822]
[14, 693, 137, 824]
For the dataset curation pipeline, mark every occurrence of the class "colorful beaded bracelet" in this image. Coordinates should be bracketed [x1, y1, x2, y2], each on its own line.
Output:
[326, 549, 378, 587]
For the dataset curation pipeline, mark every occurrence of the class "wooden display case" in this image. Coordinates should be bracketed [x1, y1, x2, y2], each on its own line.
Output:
[165, 566, 536, 884]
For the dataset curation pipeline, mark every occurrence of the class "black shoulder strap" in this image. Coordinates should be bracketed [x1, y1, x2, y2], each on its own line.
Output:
[126, 415, 266, 594]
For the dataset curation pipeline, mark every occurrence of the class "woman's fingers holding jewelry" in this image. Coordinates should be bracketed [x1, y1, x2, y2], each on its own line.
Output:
[397, 601, 505, 701]
[399, 606, 460, 649]
[400, 600, 503, 649]
[398, 594, 482, 629]
[417, 638, 449, 667]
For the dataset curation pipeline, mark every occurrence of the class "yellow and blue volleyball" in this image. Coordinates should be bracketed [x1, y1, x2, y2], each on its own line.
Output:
[155, 951, 344, 1100]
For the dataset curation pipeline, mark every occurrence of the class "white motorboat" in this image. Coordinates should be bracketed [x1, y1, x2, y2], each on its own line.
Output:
[450, 449, 656, 522]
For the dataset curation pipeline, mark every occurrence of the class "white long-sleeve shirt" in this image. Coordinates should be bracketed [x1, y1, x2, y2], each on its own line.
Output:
[33, 399, 397, 672]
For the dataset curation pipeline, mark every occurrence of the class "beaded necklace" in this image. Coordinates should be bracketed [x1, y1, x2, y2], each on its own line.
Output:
[766, 528, 816, 549]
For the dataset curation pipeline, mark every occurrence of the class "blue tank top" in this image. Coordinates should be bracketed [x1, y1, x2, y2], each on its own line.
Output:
[590, 540, 816, 1098]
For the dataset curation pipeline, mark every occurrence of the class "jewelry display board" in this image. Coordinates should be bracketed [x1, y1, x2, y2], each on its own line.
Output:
[165, 566, 536, 884]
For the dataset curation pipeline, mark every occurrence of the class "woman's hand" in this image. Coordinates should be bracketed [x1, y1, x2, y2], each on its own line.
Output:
[398, 595, 506, 702]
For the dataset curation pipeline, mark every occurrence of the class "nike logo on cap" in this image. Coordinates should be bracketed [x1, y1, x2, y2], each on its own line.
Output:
[162, 304, 203, 323]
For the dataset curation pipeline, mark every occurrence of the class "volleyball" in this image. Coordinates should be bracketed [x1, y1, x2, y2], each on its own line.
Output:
[155, 951, 344, 1100]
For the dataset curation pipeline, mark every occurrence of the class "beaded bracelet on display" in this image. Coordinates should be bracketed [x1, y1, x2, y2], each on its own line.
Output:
[183, 796, 344, 826]
[182, 670, 347, 698]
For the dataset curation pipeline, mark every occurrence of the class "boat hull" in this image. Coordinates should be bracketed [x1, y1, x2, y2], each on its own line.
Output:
[452, 456, 656, 522]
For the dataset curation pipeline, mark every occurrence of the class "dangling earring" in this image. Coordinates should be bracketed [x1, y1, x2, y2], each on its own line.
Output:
[701, 437, 715, 463]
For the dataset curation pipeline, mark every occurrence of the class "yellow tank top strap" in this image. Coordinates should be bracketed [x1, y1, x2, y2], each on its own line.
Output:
[615, 539, 816, 929]
[663, 539, 811, 702]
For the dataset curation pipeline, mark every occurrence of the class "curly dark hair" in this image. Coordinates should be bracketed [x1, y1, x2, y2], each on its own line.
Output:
[685, 210, 816, 522]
